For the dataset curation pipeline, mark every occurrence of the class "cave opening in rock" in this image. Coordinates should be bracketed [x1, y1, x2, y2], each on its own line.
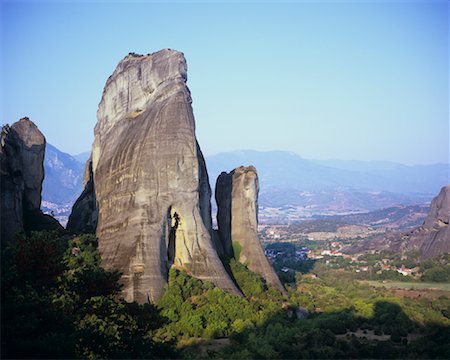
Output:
[167, 210, 180, 266]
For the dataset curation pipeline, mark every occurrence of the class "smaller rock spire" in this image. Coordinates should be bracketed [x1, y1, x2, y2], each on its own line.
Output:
[216, 166, 286, 293]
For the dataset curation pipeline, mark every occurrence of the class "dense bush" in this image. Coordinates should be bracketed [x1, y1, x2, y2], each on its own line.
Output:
[155, 264, 284, 341]
[1, 231, 174, 359]
[422, 266, 450, 282]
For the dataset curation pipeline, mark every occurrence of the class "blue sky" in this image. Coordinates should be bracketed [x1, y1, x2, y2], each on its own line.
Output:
[1, 0, 448, 165]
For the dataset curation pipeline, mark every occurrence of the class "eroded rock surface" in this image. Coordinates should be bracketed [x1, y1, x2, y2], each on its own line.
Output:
[1, 118, 62, 243]
[216, 166, 285, 292]
[78, 49, 240, 302]
[346, 185, 450, 260]
[417, 184, 450, 258]
[215, 171, 233, 259]
[66, 157, 98, 234]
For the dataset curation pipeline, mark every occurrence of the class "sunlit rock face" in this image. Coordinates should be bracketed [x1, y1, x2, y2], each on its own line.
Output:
[1, 118, 62, 243]
[216, 166, 286, 293]
[83, 49, 240, 302]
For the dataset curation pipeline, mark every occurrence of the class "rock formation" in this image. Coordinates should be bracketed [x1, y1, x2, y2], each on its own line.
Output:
[1, 118, 62, 243]
[66, 157, 98, 234]
[73, 49, 240, 302]
[215, 172, 234, 259]
[216, 166, 286, 293]
[417, 189, 450, 258]
[346, 185, 450, 260]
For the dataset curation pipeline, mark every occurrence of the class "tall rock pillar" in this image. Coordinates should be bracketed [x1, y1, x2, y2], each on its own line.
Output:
[216, 166, 286, 293]
[79, 49, 240, 302]
[1, 118, 62, 244]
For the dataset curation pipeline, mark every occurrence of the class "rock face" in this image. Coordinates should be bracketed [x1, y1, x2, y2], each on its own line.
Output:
[216, 166, 285, 292]
[215, 172, 233, 259]
[397, 184, 450, 259]
[76, 49, 240, 302]
[1, 118, 62, 243]
[66, 157, 98, 234]
[346, 185, 450, 260]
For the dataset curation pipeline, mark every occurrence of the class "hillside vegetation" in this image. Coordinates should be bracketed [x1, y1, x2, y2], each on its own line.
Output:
[2, 231, 449, 359]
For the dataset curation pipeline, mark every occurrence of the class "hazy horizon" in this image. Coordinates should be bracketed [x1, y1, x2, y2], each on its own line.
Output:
[1, 0, 448, 166]
[60, 146, 450, 168]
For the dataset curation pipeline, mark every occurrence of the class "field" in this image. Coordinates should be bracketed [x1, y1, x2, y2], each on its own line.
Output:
[360, 280, 450, 292]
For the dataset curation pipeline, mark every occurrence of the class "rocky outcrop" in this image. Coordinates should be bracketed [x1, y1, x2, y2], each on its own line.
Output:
[66, 157, 98, 233]
[1, 118, 62, 243]
[346, 185, 450, 260]
[215, 171, 233, 259]
[75, 49, 240, 302]
[216, 166, 285, 293]
[417, 185, 450, 258]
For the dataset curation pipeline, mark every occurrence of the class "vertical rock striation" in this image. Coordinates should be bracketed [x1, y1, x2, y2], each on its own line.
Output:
[77, 49, 240, 302]
[1, 118, 62, 243]
[216, 166, 286, 293]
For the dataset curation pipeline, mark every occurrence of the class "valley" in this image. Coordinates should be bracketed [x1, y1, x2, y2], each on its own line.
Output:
[41, 144, 438, 228]
[2, 17, 448, 358]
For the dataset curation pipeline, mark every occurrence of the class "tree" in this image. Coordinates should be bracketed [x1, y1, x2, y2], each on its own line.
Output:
[1, 231, 175, 359]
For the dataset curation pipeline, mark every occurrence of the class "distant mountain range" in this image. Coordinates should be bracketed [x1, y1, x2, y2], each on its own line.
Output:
[41, 146, 449, 222]
[41, 144, 85, 224]
[72, 151, 90, 164]
[207, 150, 448, 195]
[206, 150, 448, 211]
[312, 158, 449, 194]
[43, 144, 84, 204]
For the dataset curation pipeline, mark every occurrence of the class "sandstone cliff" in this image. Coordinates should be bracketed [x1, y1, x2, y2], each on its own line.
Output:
[216, 166, 285, 293]
[346, 185, 450, 260]
[215, 171, 233, 259]
[1, 118, 62, 243]
[76, 49, 240, 302]
[66, 157, 98, 233]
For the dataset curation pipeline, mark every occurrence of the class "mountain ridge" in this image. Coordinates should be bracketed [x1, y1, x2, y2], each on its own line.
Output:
[206, 150, 448, 194]
[41, 147, 448, 219]
[206, 150, 448, 212]
[43, 143, 84, 204]
[72, 151, 90, 164]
